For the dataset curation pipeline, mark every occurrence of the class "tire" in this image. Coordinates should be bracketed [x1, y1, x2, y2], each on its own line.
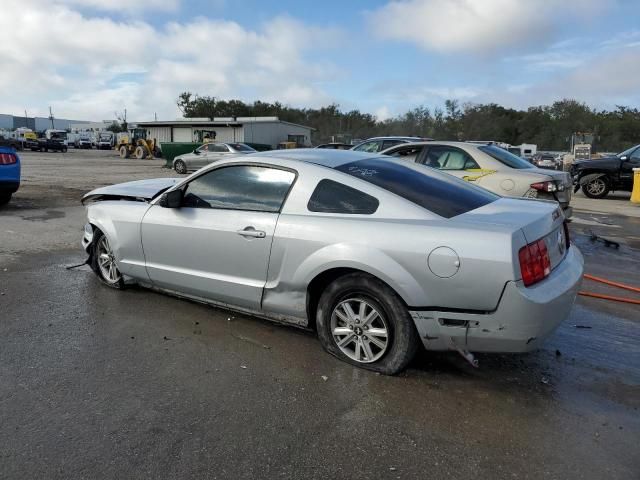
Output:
[119, 146, 130, 159]
[0, 193, 11, 205]
[62, 146, 67, 153]
[90, 230, 124, 289]
[134, 145, 148, 159]
[174, 159, 187, 174]
[316, 273, 419, 375]
[582, 176, 610, 199]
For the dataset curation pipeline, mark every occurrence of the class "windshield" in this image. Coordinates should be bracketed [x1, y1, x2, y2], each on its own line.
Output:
[230, 143, 256, 152]
[617, 145, 640, 158]
[336, 158, 498, 218]
[479, 145, 533, 169]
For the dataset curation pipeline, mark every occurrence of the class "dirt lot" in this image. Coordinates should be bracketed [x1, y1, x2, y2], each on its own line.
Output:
[1, 149, 639, 479]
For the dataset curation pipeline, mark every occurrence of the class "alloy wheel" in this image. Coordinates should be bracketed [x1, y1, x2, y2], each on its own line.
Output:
[97, 236, 121, 284]
[330, 297, 389, 363]
[586, 178, 606, 196]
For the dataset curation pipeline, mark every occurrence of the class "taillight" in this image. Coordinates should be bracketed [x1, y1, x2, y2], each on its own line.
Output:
[530, 181, 557, 192]
[0, 153, 17, 165]
[519, 238, 551, 287]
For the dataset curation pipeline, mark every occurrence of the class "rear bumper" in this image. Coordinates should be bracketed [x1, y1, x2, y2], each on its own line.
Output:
[0, 181, 19, 193]
[410, 246, 584, 353]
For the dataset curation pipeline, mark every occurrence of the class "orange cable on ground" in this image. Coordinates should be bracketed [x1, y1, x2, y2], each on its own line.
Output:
[578, 291, 640, 305]
[583, 273, 640, 294]
[579, 274, 640, 305]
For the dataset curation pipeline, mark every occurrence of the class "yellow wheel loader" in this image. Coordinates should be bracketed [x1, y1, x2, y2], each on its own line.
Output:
[115, 128, 160, 159]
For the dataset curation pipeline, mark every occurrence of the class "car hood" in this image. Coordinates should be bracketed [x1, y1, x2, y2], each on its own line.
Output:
[573, 156, 620, 169]
[81, 178, 180, 204]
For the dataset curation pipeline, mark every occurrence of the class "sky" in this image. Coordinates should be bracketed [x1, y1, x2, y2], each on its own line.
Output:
[1, 0, 639, 122]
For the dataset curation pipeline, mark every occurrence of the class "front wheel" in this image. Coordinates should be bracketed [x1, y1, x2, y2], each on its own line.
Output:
[91, 231, 124, 289]
[316, 273, 419, 375]
[582, 177, 610, 199]
[119, 146, 130, 158]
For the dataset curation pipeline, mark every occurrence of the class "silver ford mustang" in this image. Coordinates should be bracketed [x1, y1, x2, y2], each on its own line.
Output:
[81, 149, 583, 374]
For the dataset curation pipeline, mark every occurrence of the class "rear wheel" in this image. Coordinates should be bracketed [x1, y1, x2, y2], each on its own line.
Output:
[174, 159, 187, 174]
[91, 231, 124, 289]
[0, 193, 11, 205]
[582, 176, 610, 198]
[316, 273, 419, 375]
[119, 146, 130, 158]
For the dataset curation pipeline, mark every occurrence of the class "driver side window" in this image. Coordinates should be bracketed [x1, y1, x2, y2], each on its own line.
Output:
[631, 147, 640, 160]
[197, 144, 209, 153]
[182, 165, 296, 212]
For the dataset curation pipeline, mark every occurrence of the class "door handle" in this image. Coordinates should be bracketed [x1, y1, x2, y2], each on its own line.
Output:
[236, 227, 266, 238]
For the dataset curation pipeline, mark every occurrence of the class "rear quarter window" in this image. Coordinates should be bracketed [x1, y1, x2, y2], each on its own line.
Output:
[336, 158, 498, 218]
[308, 179, 379, 214]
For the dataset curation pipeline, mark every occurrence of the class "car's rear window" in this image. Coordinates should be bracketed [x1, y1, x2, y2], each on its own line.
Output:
[479, 145, 533, 169]
[335, 158, 498, 218]
[230, 143, 256, 152]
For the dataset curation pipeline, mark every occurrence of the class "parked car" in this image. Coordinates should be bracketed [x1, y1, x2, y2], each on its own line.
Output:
[532, 153, 561, 170]
[315, 143, 353, 150]
[380, 141, 574, 216]
[81, 149, 583, 374]
[570, 144, 640, 198]
[351, 136, 426, 153]
[0, 134, 22, 151]
[0, 146, 20, 205]
[76, 135, 93, 149]
[172, 142, 257, 174]
[31, 138, 68, 152]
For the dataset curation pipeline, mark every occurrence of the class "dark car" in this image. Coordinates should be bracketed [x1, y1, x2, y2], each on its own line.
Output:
[351, 136, 428, 153]
[570, 144, 640, 198]
[315, 143, 353, 150]
[31, 139, 68, 153]
[0, 146, 20, 205]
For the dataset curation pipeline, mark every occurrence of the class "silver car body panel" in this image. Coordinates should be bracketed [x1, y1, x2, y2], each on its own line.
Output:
[172, 143, 256, 172]
[82, 149, 583, 353]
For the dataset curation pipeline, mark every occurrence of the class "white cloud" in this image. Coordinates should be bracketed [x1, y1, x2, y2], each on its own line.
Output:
[368, 0, 609, 54]
[55, 0, 182, 13]
[0, 1, 339, 121]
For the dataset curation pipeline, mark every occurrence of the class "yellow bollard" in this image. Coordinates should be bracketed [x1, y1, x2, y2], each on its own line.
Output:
[632, 168, 640, 204]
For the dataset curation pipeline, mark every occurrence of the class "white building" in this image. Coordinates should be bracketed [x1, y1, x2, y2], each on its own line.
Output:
[69, 120, 116, 133]
[135, 117, 313, 149]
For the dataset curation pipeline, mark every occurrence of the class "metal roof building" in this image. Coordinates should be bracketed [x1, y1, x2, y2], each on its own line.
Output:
[135, 117, 313, 149]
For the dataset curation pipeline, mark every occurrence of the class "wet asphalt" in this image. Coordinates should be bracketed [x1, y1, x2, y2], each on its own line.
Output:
[0, 150, 638, 479]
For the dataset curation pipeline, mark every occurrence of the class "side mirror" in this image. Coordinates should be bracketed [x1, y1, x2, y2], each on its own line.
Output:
[159, 189, 183, 208]
[193, 149, 200, 155]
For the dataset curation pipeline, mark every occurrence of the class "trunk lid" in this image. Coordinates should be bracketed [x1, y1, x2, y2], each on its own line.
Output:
[454, 197, 568, 272]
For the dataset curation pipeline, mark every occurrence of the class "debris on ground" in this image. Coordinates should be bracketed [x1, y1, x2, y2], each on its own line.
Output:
[321, 375, 328, 381]
[163, 336, 170, 340]
[541, 376, 550, 385]
[574, 325, 592, 329]
[555, 349, 562, 357]
[589, 230, 620, 249]
[240, 365, 247, 369]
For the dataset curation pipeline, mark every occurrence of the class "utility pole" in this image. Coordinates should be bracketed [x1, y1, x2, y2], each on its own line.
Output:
[49, 106, 55, 129]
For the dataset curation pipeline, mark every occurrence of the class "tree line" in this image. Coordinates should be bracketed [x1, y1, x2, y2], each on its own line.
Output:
[177, 92, 640, 152]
